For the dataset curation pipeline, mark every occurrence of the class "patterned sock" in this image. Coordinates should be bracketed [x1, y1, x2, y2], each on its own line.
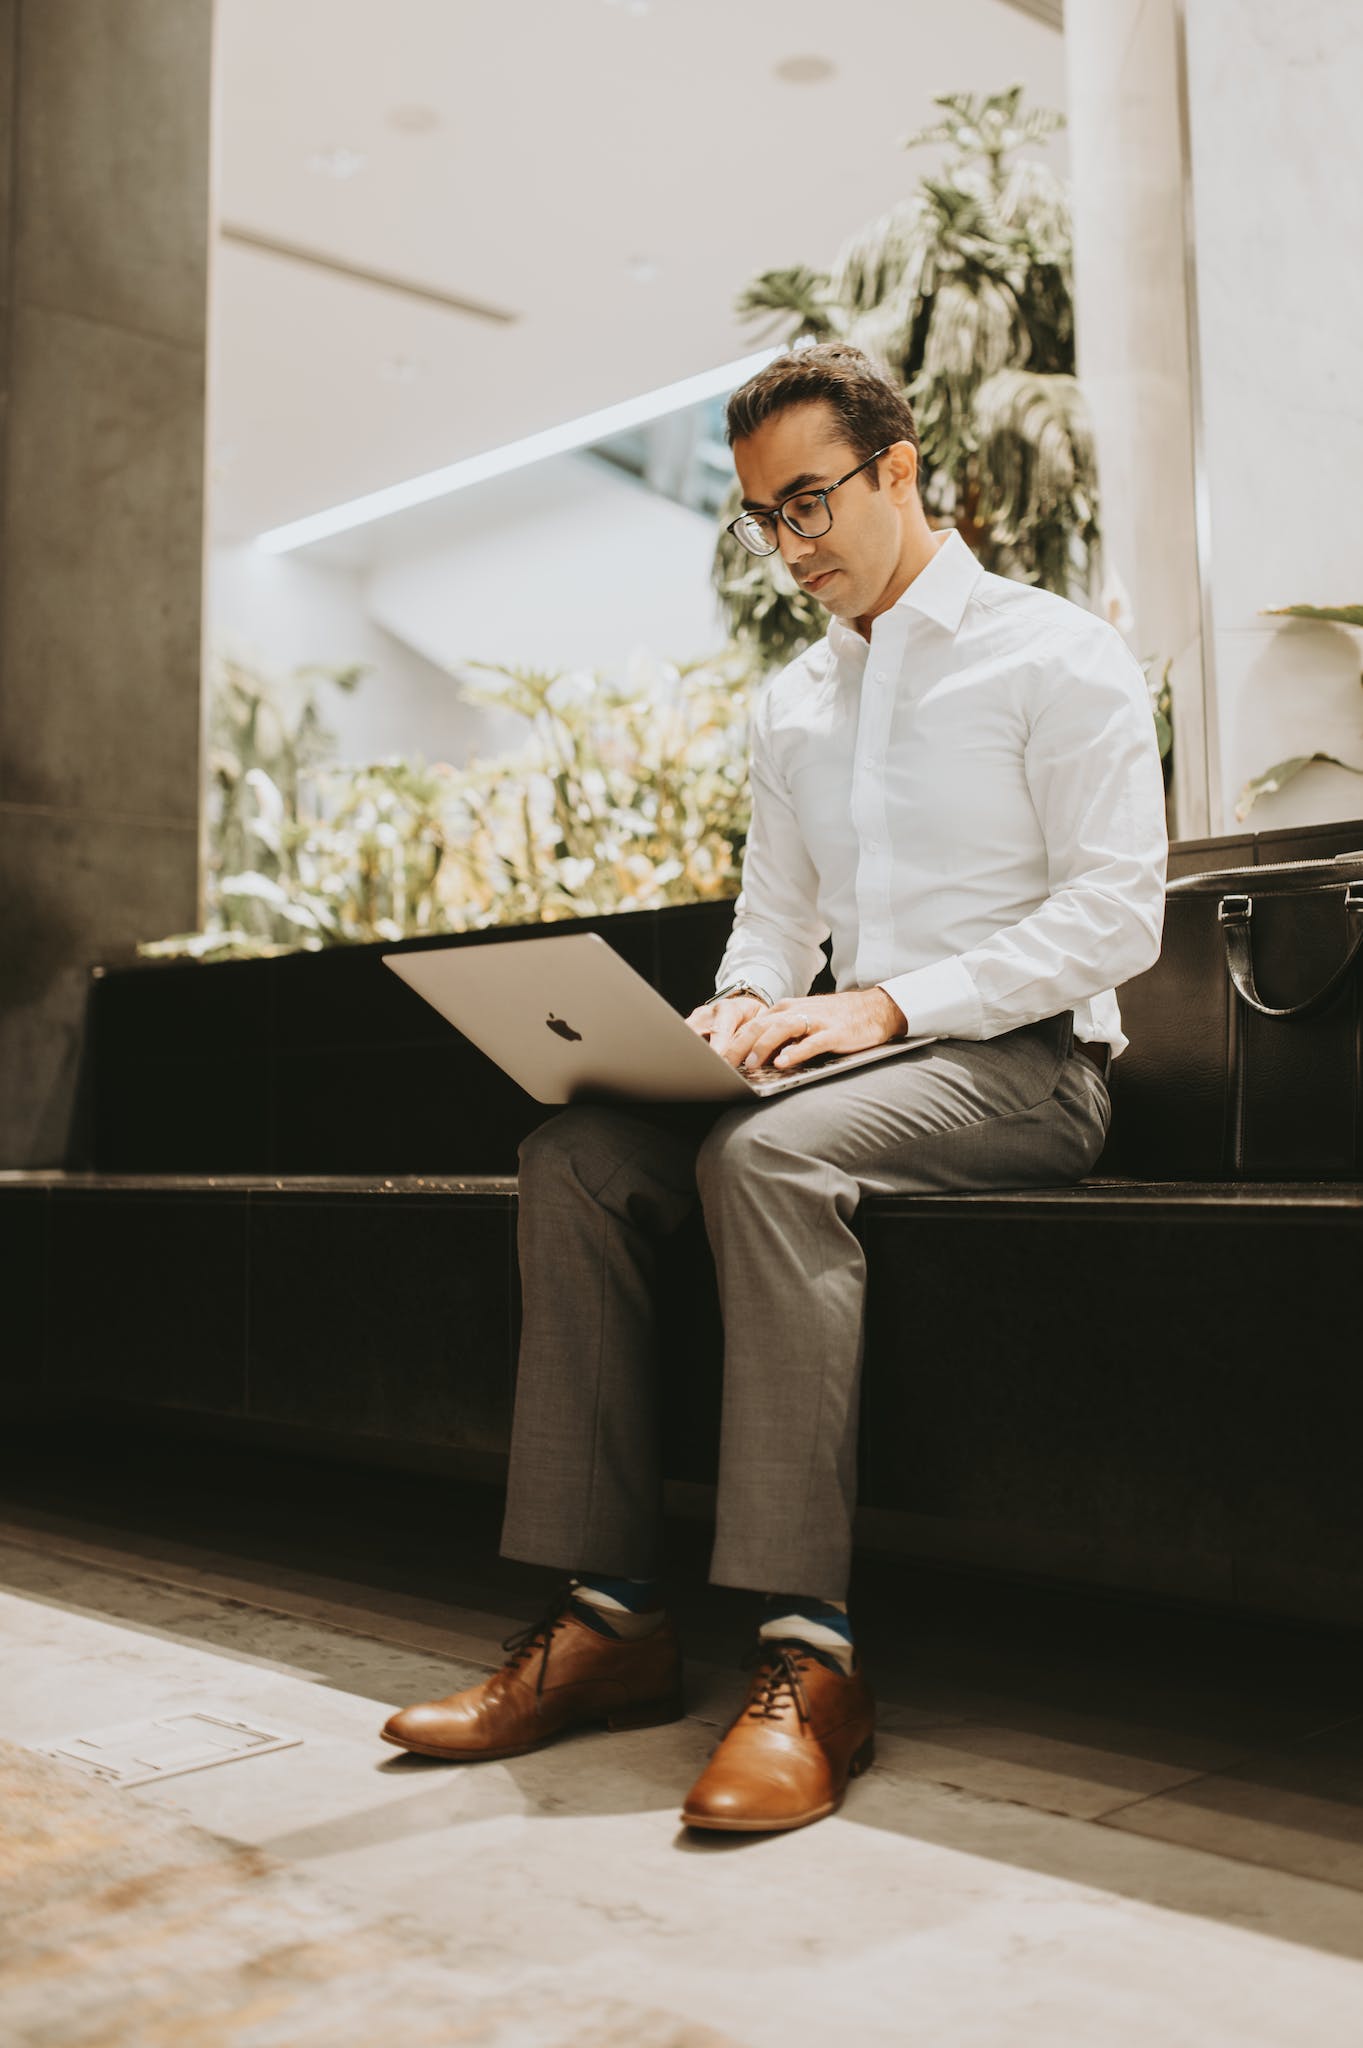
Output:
[759, 1594, 855, 1674]
[570, 1572, 665, 1640]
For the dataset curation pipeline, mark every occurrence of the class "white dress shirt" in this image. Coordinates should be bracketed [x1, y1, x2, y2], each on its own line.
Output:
[714, 529, 1168, 1057]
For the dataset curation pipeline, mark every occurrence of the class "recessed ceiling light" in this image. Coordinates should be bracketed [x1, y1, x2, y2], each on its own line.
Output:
[387, 104, 442, 135]
[624, 255, 660, 283]
[604, 0, 652, 15]
[307, 145, 366, 180]
[773, 54, 837, 85]
[379, 355, 425, 384]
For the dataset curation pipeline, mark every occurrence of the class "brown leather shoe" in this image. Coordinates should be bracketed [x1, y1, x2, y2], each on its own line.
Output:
[381, 1589, 684, 1762]
[681, 1641, 875, 1832]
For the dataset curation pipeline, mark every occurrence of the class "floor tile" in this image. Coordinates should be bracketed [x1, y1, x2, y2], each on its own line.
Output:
[1104, 1714, 1363, 1890]
[7, 1469, 1363, 2043]
[867, 1719, 1227, 1820]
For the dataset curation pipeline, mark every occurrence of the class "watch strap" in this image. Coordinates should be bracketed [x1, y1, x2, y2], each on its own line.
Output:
[712, 978, 775, 1008]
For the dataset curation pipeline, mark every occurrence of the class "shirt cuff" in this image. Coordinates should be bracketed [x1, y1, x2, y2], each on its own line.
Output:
[878, 956, 983, 1041]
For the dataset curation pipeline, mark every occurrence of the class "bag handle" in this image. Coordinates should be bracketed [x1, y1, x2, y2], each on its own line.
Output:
[1218, 879, 1363, 1018]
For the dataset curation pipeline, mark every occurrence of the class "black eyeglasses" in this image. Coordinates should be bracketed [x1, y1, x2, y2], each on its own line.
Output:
[727, 446, 891, 558]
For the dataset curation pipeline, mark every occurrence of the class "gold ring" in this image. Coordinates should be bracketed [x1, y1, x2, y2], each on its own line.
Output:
[796, 1013, 811, 1037]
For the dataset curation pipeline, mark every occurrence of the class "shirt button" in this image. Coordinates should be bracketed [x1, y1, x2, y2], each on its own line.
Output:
[874, 670, 887, 682]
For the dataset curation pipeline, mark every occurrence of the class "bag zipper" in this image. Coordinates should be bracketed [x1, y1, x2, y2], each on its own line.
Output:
[1168, 850, 1363, 891]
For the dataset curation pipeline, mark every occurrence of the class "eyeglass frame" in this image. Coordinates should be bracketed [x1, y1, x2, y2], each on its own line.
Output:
[726, 444, 893, 557]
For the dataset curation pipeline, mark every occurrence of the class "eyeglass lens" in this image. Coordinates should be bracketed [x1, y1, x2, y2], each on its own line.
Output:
[780, 493, 833, 537]
[734, 493, 833, 556]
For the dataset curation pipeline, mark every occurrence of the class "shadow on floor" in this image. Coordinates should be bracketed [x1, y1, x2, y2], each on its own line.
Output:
[3, 1414, 1362, 1965]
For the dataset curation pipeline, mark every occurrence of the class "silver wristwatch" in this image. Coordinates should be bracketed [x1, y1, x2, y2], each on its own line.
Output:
[712, 977, 775, 1008]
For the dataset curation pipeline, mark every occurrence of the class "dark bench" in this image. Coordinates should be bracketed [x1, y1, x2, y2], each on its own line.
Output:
[2, 816, 1360, 1627]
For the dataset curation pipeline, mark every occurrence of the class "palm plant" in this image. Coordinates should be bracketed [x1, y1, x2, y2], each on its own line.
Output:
[714, 86, 1099, 663]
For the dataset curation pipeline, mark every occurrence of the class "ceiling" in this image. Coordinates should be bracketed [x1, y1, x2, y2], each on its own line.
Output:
[209, 0, 1067, 547]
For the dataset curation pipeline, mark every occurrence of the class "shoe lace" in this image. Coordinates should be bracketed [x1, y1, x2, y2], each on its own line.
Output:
[500, 1586, 575, 1703]
[744, 1642, 814, 1728]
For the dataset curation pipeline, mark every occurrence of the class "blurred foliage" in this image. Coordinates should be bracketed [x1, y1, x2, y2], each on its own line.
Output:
[1263, 603, 1363, 629]
[140, 645, 757, 961]
[1142, 656, 1174, 771]
[714, 85, 1099, 664]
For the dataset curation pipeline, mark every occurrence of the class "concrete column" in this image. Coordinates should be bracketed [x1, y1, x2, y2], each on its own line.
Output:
[0, 0, 213, 1165]
[1064, 0, 1209, 837]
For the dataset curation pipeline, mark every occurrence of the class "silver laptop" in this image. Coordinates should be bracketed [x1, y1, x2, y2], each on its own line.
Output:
[382, 930, 935, 1104]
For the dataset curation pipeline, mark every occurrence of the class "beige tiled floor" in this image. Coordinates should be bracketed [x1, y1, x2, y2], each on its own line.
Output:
[2, 1510, 1363, 2047]
[1105, 1714, 1363, 1890]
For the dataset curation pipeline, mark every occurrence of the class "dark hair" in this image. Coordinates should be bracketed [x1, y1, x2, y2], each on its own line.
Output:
[725, 343, 920, 487]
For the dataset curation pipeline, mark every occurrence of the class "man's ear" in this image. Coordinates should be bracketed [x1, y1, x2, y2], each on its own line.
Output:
[884, 440, 919, 501]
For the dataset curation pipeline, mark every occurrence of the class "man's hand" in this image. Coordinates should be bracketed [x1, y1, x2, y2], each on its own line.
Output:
[712, 988, 908, 1073]
[685, 995, 769, 1062]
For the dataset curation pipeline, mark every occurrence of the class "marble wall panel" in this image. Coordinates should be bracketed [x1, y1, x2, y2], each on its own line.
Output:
[1185, 0, 1363, 625]
[0, 302, 206, 816]
[11, 0, 212, 350]
[1182, 0, 1363, 828]
[0, 807, 197, 1164]
[1069, 0, 1363, 835]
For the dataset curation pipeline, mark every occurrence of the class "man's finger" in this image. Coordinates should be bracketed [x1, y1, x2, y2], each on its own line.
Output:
[725, 1015, 774, 1063]
[740, 1015, 816, 1070]
[697, 998, 767, 1063]
[772, 1030, 831, 1068]
[737, 1022, 791, 1066]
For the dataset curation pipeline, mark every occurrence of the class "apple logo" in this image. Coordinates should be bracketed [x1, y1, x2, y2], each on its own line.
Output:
[546, 1013, 583, 1042]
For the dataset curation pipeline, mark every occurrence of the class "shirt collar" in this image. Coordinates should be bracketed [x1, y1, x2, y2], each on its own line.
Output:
[827, 529, 982, 659]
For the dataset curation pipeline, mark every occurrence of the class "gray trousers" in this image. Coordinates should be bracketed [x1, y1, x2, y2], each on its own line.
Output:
[499, 1009, 1111, 1602]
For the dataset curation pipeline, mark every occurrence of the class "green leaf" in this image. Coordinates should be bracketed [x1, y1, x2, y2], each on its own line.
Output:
[1260, 603, 1363, 628]
[734, 265, 842, 341]
[219, 869, 289, 904]
[1235, 751, 1363, 820]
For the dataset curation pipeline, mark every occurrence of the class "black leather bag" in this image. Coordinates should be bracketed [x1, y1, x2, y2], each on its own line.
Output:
[1105, 849, 1363, 1179]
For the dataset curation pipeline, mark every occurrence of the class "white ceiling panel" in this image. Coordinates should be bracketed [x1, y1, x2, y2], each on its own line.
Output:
[210, 0, 1067, 545]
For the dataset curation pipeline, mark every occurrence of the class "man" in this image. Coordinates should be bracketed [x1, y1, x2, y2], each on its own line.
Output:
[382, 344, 1168, 1833]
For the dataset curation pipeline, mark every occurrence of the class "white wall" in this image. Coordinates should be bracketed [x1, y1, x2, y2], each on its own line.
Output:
[363, 453, 726, 682]
[208, 452, 727, 773]
[208, 543, 500, 766]
[1183, 0, 1363, 835]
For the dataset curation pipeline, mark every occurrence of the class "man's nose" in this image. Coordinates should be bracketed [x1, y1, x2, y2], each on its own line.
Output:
[777, 524, 816, 568]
